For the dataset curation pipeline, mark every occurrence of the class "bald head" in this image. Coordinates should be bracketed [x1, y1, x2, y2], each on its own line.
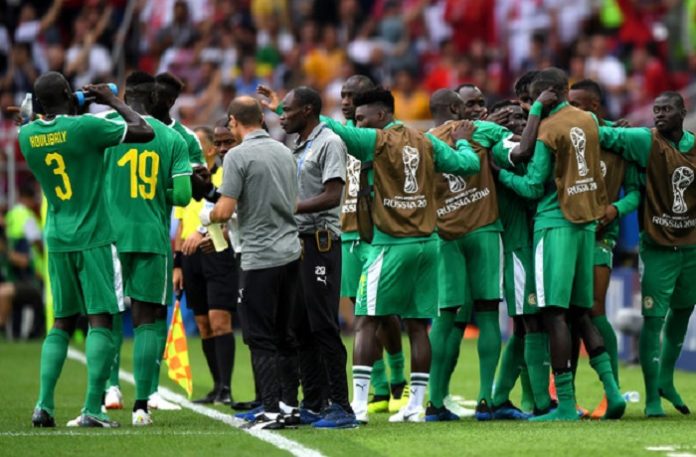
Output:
[341, 74, 375, 121]
[34, 71, 73, 114]
[430, 89, 462, 124]
[228, 96, 263, 128]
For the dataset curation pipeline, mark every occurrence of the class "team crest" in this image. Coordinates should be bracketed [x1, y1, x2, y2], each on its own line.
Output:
[402, 146, 420, 194]
[643, 296, 654, 310]
[671, 166, 694, 214]
[528, 293, 537, 306]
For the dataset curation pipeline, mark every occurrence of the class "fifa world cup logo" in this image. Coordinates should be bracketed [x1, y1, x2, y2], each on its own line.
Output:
[570, 127, 589, 177]
[402, 146, 420, 194]
[671, 166, 694, 214]
[443, 173, 467, 193]
[346, 156, 361, 198]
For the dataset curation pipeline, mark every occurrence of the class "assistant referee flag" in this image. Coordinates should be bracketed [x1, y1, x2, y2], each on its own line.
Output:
[163, 298, 193, 397]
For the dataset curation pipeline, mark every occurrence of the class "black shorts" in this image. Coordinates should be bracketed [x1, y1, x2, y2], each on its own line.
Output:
[182, 247, 239, 316]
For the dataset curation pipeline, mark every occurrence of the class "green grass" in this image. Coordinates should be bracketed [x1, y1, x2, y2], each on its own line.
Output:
[2, 336, 696, 456]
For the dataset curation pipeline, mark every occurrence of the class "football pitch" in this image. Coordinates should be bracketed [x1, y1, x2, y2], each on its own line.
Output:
[2, 337, 696, 457]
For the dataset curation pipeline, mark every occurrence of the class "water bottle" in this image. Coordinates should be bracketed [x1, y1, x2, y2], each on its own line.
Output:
[74, 83, 118, 107]
[203, 201, 228, 252]
[19, 93, 33, 124]
[623, 391, 640, 403]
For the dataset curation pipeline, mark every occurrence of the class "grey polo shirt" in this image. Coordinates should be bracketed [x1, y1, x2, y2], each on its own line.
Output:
[293, 122, 347, 235]
[219, 129, 301, 271]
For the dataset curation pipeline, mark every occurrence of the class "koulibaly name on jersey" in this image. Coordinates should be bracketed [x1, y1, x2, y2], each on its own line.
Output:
[29, 131, 68, 148]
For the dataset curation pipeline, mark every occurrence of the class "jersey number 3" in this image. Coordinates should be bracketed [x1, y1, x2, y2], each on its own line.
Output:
[118, 148, 160, 200]
[45, 152, 73, 200]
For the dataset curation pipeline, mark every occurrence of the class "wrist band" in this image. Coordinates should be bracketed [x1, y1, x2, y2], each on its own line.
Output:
[173, 251, 183, 268]
[530, 101, 543, 117]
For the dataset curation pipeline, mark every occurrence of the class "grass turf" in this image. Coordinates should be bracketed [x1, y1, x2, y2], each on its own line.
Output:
[1, 336, 696, 457]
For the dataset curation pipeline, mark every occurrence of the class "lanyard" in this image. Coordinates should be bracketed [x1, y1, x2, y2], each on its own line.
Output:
[296, 126, 325, 181]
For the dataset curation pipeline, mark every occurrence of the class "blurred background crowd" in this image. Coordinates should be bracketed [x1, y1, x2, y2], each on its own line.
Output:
[1, 0, 695, 338]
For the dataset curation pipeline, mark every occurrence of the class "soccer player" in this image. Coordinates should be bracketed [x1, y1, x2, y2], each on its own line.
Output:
[316, 87, 481, 423]
[487, 98, 554, 417]
[99, 71, 192, 425]
[337, 75, 409, 415]
[598, 91, 696, 417]
[513, 71, 540, 112]
[144, 71, 205, 410]
[200, 96, 302, 430]
[567, 79, 640, 418]
[496, 68, 626, 421]
[22, 72, 154, 427]
[426, 88, 513, 421]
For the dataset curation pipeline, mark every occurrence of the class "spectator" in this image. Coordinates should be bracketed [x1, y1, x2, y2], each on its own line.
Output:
[2, 44, 38, 105]
[64, 12, 113, 90]
[626, 45, 670, 110]
[585, 33, 626, 117]
[13, 0, 64, 74]
[235, 55, 266, 96]
[392, 69, 430, 121]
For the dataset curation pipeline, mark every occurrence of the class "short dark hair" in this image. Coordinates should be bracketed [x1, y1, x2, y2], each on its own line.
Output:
[34, 71, 71, 110]
[531, 67, 568, 94]
[155, 72, 184, 96]
[215, 117, 230, 128]
[291, 86, 322, 116]
[125, 71, 155, 97]
[514, 71, 539, 97]
[194, 125, 214, 143]
[353, 87, 394, 113]
[228, 96, 263, 126]
[490, 99, 520, 114]
[345, 74, 375, 91]
[657, 91, 685, 110]
[569, 79, 603, 100]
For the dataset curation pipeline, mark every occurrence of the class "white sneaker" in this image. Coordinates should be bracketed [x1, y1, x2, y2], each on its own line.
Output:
[148, 392, 181, 411]
[105, 386, 123, 410]
[351, 402, 369, 424]
[132, 409, 153, 426]
[444, 395, 476, 418]
[388, 406, 425, 423]
[66, 415, 81, 427]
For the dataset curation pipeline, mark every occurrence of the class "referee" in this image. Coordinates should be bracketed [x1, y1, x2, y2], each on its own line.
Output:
[277, 86, 355, 429]
[200, 96, 301, 430]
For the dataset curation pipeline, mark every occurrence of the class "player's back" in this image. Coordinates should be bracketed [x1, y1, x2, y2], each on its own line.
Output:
[18, 114, 126, 252]
[105, 115, 191, 255]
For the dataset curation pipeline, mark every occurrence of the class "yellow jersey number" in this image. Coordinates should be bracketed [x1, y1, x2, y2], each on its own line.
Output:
[117, 148, 160, 200]
[45, 152, 73, 200]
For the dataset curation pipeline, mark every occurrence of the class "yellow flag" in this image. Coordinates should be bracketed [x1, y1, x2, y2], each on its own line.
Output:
[163, 300, 193, 397]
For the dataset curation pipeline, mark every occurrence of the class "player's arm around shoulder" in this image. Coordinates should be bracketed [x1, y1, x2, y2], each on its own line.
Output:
[498, 140, 551, 200]
[599, 125, 652, 167]
[320, 116, 376, 161]
[427, 125, 480, 176]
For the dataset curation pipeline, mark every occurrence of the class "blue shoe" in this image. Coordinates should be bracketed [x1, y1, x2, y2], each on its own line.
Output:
[493, 401, 533, 420]
[312, 404, 359, 429]
[475, 399, 494, 421]
[300, 408, 322, 425]
[236, 406, 263, 422]
[425, 402, 460, 422]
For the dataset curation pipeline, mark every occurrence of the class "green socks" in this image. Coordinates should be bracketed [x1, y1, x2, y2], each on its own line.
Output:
[84, 327, 115, 417]
[589, 352, 626, 419]
[519, 366, 535, 412]
[476, 311, 501, 403]
[493, 334, 524, 407]
[36, 328, 70, 415]
[658, 308, 691, 413]
[428, 312, 456, 408]
[108, 312, 123, 388]
[386, 351, 406, 386]
[149, 319, 168, 396]
[524, 332, 551, 411]
[530, 371, 577, 421]
[443, 325, 465, 399]
[370, 358, 390, 398]
[640, 316, 665, 416]
[134, 323, 159, 401]
[592, 315, 619, 386]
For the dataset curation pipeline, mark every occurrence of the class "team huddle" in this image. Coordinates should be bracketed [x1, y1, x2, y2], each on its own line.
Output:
[18, 64, 696, 430]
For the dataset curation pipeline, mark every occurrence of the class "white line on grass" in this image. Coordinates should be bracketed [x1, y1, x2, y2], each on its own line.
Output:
[67, 348, 326, 457]
[1, 431, 230, 437]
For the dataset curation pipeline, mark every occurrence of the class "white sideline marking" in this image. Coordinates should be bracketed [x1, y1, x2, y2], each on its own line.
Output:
[647, 448, 677, 452]
[67, 348, 326, 457]
[1, 431, 229, 437]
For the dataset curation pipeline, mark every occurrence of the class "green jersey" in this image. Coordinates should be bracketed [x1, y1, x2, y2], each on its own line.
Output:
[492, 137, 533, 252]
[169, 119, 204, 166]
[105, 114, 192, 254]
[18, 114, 126, 252]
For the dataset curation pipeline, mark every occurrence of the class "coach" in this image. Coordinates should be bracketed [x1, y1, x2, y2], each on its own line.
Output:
[200, 96, 301, 430]
[277, 86, 355, 428]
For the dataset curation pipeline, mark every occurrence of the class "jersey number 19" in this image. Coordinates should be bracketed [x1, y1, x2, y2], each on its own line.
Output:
[118, 148, 160, 200]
